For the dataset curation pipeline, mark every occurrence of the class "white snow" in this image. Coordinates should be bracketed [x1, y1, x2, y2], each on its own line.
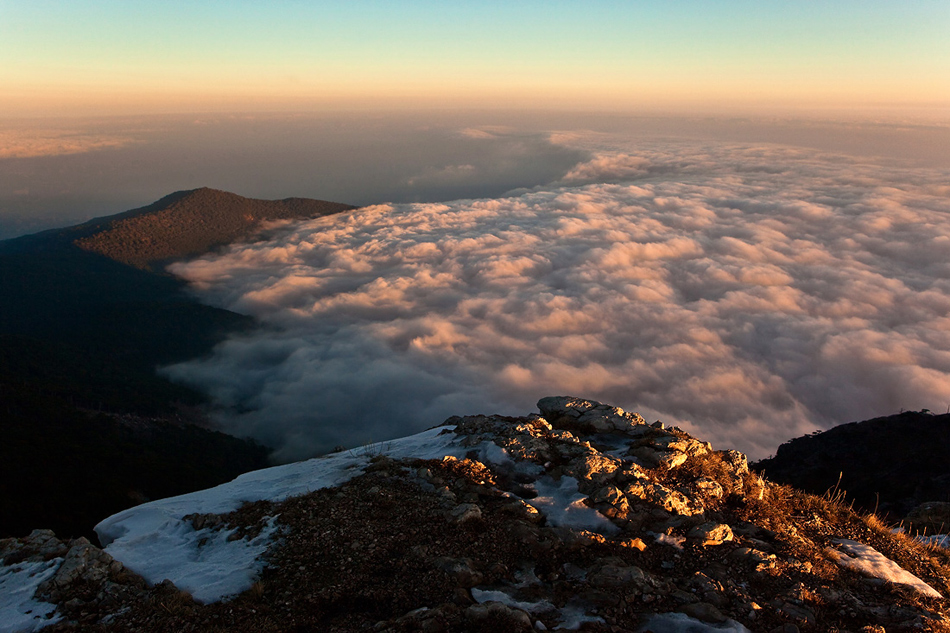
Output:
[470, 589, 607, 632]
[554, 600, 605, 630]
[920, 534, 950, 550]
[476, 442, 544, 478]
[105, 517, 279, 604]
[95, 425, 470, 603]
[0, 558, 62, 633]
[829, 538, 942, 598]
[638, 612, 752, 633]
[526, 476, 619, 534]
[471, 588, 554, 614]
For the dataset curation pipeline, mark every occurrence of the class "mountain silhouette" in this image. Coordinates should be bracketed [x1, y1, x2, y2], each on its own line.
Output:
[69, 187, 354, 269]
[0, 188, 355, 539]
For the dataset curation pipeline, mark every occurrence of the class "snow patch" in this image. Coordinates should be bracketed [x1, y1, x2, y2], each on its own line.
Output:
[471, 588, 554, 614]
[527, 476, 618, 534]
[0, 558, 62, 633]
[476, 441, 544, 479]
[920, 534, 950, 550]
[638, 612, 753, 632]
[106, 517, 278, 604]
[95, 426, 468, 603]
[555, 599, 605, 630]
[828, 538, 942, 598]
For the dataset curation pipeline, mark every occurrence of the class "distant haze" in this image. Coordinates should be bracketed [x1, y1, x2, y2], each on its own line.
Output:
[151, 127, 950, 462]
[3, 112, 950, 240]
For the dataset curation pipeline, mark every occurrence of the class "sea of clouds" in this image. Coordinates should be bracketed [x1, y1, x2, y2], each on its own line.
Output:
[164, 136, 950, 462]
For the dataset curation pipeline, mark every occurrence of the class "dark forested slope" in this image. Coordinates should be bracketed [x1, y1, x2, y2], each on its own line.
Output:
[0, 188, 354, 539]
[753, 411, 950, 522]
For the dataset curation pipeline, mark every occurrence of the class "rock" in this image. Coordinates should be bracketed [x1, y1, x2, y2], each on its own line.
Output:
[44, 541, 115, 589]
[449, 503, 482, 524]
[687, 522, 734, 546]
[184, 513, 224, 531]
[719, 449, 750, 475]
[580, 588, 619, 607]
[703, 590, 729, 608]
[537, 396, 595, 420]
[693, 477, 725, 499]
[590, 486, 627, 505]
[365, 455, 396, 471]
[538, 396, 646, 435]
[729, 547, 771, 565]
[630, 446, 687, 469]
[567, 452, 621, 484]
[680, 601, 727, 623]
[436, 487, 457, 503]
[616, 538, 647, 551]
[433, 557, 483, 588]
[14, 395, 948, 632]
[588, 558, 648, 587]
[9, 529, 68, 562]
[689, 572, 723, 594]
[780, 601, 816, 625]
[652, 435, 710, 458]
[549, 528, 605, 549]
[501, 499, 544, 523]
[465, 601, 532, 629]
[625, 483, 697, 516]
[615, 462, 649, 483]
[671, 589, 699, 604]
[498, 433, 554, 463]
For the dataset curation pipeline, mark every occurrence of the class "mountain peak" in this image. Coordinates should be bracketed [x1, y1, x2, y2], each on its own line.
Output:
[70, 188, 355, 269]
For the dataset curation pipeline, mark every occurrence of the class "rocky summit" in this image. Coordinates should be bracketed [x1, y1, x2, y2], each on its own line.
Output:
[2, 397, 950, 632]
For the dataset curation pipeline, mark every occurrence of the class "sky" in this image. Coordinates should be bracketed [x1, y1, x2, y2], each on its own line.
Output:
[1, 1, 949, 117]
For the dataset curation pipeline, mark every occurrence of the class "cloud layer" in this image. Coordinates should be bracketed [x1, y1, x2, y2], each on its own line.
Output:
[165, 141, 950, 462]
[0, 128, 138, 159]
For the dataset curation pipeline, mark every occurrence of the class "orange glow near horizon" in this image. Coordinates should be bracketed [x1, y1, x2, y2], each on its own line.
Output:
[5, 75, 949, 121]
[2, 2, 948, 120]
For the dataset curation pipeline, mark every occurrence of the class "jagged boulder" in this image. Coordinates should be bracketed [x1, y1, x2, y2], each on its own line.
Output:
[538, 396, 647, 434]
[0, 530, 153, 631]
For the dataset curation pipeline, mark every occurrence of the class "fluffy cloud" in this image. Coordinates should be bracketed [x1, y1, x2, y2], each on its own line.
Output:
[165, 141, 950, 462]
[561, 153, 652, 183]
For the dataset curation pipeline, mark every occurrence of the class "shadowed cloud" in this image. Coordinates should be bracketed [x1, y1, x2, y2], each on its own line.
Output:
[163, 140, 950, 462]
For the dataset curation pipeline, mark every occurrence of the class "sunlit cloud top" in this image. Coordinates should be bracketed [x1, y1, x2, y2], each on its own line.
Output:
[164, 139, 950, 462]
[2, 0, 948, 117]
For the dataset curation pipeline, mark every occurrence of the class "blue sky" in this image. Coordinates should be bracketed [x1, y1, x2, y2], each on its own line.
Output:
[2, 0, 948, 116]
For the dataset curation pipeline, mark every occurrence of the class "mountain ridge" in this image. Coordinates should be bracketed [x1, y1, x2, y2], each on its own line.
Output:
[0, 188, 356, 540]
[753, 411, 950, 525]
[6, 187, 356, 269]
